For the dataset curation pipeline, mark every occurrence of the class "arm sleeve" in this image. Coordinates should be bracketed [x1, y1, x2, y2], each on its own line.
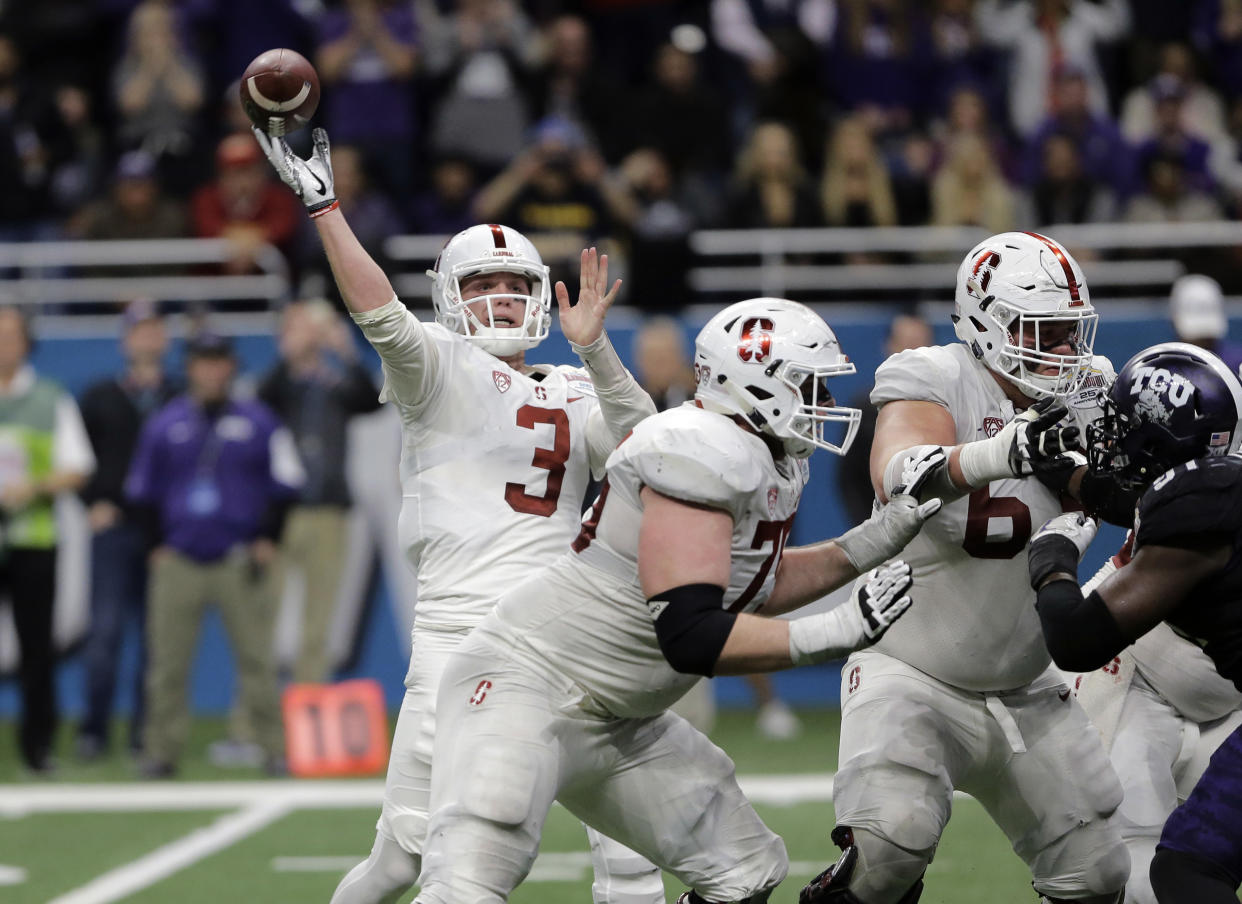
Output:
[53, 394, 96, 476]
[349, 296, 442, 409]
[572, 332, 657, 475]
[1035, 582, 1129, 673]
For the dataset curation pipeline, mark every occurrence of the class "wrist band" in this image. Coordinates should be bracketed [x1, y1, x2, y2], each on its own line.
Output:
[309, 199, 339, 218]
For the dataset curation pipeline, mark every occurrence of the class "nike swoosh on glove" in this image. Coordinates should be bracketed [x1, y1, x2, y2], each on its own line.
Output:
[252, 126, 338, 217]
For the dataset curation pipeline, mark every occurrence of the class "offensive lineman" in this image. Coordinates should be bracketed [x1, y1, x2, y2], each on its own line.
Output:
[253, 127, 666, 904]
[1027, 342, 1242, 904]
[807, 232, 1129, 904]
[411, 297, 950, 904]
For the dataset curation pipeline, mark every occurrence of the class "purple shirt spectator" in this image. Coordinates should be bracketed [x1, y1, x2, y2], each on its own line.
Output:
[316, 3, 418, 144]
[1024, 115, 1133, 196]
[126, 396, 302, 562]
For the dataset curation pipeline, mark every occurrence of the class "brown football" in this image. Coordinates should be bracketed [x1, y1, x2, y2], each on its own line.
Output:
[239, 48, 320, 137]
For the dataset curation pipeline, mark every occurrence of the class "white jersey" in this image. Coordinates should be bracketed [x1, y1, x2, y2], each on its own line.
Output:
[1132, 622, 1242, 723]
[478, 403, 808, 718]
[863, 343, 1114, 691]
[351, 299, 633, 630]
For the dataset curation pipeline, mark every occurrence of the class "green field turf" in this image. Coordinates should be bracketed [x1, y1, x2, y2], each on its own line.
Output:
[0, 709, 1032, 903]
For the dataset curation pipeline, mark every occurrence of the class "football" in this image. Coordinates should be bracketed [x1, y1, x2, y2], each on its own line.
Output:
[239, 48, 320, 137]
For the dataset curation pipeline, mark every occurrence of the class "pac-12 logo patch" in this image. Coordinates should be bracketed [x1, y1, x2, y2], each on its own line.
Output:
[737, 317, 775, 364]
[492, 371, 511, 393]
[982, 416, 1004, 438]
[469, 680, 493, 706]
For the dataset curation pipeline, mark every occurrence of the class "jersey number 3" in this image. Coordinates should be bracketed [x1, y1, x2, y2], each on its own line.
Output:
[505, 405, 571, 517]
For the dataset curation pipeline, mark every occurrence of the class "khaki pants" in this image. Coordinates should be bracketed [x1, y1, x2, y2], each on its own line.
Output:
[144, 549, 282, 765]
[280, 505, 348, 683]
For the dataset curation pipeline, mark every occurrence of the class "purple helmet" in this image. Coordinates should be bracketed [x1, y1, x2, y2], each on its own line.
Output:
[1087, 342, 1242, 490]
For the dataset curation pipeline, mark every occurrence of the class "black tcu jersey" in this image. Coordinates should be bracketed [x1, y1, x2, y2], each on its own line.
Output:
[1134, 454, 1242, 688]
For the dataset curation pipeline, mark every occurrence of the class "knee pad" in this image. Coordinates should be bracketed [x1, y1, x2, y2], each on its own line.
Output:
[829, 826, 929, 904]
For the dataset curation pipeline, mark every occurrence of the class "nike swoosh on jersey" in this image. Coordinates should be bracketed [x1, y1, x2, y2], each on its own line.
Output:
[567, 396, 584, 403]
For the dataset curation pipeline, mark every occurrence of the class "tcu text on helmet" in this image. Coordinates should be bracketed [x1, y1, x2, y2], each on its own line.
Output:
[1130, 366, 1195, 408]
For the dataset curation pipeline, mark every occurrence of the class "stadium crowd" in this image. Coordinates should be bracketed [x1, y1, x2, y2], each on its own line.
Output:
[3, 0, 1242, 307]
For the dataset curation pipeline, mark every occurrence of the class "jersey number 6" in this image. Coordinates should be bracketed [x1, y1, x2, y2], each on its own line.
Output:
[962, 486, 1031, 559]
[505, 404, 571, 517]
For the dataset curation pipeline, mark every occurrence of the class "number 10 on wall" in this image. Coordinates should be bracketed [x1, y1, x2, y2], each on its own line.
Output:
[283, 679, 390, 777]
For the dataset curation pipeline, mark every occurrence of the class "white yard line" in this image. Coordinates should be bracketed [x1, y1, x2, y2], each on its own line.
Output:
[45, 799, 292, 904]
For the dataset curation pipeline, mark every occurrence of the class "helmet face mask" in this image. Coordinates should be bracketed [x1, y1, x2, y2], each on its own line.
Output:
[428, 225, 551, 357]
[694, 298, 861, 459]
[953, 231, 1097, 400]
[1086, 342, 1242, 491]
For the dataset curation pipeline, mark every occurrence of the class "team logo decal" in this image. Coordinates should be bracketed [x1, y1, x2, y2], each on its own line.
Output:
[469, 679, 493, 706]
[492, 370, 511, 393]
[737, 317, 775, 363]
[847, 665, 861, 695]
[767, 487, 779, 517]
[1130, 365, 1194, 425]
[982, 416, 1004, 438]
[969, 250, 1001, 297]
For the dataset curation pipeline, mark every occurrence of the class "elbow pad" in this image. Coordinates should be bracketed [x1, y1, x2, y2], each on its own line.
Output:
[1035, 584, 1128, 673]
[647, 583, 731, 676]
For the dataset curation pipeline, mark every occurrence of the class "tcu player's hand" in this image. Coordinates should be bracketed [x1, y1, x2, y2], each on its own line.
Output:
[558, 247, 622, 349]
[252, 126, 337, 217]
[836, 466, 943, 574]
[1028, 512, 1098, 588]
[788, 561, 913, 665]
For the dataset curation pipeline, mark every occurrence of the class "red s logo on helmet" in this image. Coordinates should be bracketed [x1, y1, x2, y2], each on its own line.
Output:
[737, 317, 775, 363]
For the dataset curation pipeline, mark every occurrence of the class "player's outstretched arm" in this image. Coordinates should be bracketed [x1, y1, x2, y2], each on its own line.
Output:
[253, 127, 396, 314]
[637, 489, 917, 676]
[871, 396, 1079, 504]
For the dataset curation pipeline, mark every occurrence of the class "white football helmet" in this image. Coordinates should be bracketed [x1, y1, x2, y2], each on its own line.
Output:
[694, 298, 861, 458]
[427, 224, 552, 357]
[952, 231, 1098, 399]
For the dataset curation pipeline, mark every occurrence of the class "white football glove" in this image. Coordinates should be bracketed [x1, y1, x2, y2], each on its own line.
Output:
[1032, 511, 1099, 559]
[788, 560, 913, 666]
[1027, 511, 1098, 588]
[958, 396, 1081, 486]
[252, 126, 337, 217]
[836, 450, 944, 574]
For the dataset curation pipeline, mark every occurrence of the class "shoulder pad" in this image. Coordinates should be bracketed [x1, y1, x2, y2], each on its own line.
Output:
[1135, 456, 1242, 550]
[614, 406, 766, 520]
[871, 346, 955, 409]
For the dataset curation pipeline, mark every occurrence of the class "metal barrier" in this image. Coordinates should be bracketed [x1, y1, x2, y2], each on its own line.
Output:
[0, 239, 292, 306]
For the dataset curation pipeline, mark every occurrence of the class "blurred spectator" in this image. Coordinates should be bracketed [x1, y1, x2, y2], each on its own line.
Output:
[976, 0, 1130, 138]
[630, 42, 733, 196]
[0, 306, 95, 773]
[315, 0, 419, 202]
[1169, 274, 1242, 375]
[1122, 148, 1224, 223]
[889, 131, 936, 226]
[931, 133, 1016, 232]
[257, 300, 380, 683]
[824, 0, 930, 137]
[191, 133, 302, 274]
[1022, 66, 1133, 196]
[44, 84, 106, 220]
[617, 147, 700, 310]
[177, 0, 315, 96]
[0, 34, 55, 239]
[1191, 0, 1242, 100]
[1017, 132, 1116, 225]
[1121, 42, 1228, 147]
[836, 312, 935, 525]
[126, 333, 303, 778]
[113, 1, 204, 188]
[75, 301, 181, 762]
[409, 155, 478, 235]
[709, 0, 832, 162]
[423, 0, 538, 173]
[1131, 75, 1215, 194]
[725, 120, 822, 229]
[74, 151, 188, 248]
[934, 84, 1017, 183]
[326, 144, 404, 258]
[472, 117, 628, 280]
[926, 0, 998, 116]
[529, 15, 628, 164]
[820, 115, 898, 229]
